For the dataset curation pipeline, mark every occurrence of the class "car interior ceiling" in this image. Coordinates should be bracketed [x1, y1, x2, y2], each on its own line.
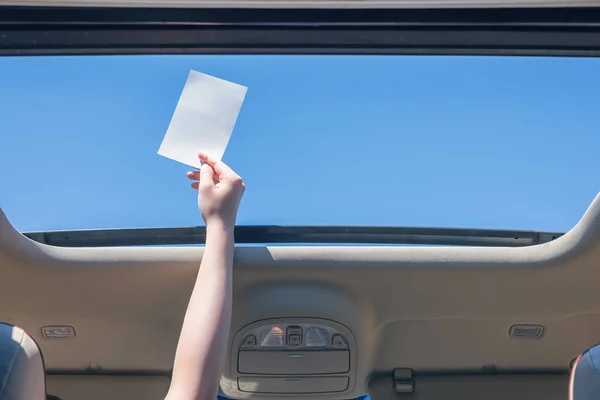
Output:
[2, 2, 600, 400]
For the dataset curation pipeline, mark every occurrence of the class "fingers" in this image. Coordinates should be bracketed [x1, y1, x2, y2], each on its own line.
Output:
[189, 152, 242, 191]
[199, 163, 214, 193]
[186, 171, 200, 181]
[188, 166, 214, 191]
[198, 151, 235, 177]
[197, 151, 213, 165]
[187, 167, 218, 185]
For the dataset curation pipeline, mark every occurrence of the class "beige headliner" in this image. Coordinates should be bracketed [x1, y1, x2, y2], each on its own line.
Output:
[1, 194, 600, 399]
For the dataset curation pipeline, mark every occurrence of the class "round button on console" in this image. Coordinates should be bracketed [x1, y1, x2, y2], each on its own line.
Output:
[332, 334, 347, 348]
[241, 334, 257, 348]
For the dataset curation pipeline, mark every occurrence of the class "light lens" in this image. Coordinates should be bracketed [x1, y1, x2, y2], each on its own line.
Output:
[305, 327, 330, 347]
[260, 326, 285, 348]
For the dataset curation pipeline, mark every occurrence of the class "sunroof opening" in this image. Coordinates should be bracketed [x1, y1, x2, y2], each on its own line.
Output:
[0, 54, 598, 233]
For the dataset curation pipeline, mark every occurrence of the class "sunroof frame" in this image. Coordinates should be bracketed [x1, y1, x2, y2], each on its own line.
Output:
[22, 225, 564, 248]
[2, 6, 600, 56]
[1, 4, 597, 247]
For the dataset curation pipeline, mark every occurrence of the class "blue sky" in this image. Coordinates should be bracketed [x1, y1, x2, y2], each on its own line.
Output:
[0, 55, 598, 233]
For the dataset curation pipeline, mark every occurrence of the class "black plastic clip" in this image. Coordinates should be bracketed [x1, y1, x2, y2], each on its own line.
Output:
[393, 368, 414, 393]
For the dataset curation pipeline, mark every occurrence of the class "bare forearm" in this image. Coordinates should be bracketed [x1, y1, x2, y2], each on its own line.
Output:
[167, 222, 235, 400]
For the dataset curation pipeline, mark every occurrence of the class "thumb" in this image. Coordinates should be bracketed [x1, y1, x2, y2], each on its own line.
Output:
[199, 164, 215, 194]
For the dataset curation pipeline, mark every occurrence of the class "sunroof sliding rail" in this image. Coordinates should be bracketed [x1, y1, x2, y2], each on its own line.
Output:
[22, 226, 564, 247]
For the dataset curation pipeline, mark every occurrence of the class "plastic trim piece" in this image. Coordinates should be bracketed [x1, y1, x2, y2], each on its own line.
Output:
[238, 350, 350, 375]
[393, 368, 414, 393]
[1, 1, 599, 9]
[3, 6, 600, 56]
[225, 318, 357, 399]
[21, 225, 564, 248]
[237, 376, 350, 394]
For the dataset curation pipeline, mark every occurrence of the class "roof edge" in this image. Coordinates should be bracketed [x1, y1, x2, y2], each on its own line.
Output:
[0, 0, 599, 9]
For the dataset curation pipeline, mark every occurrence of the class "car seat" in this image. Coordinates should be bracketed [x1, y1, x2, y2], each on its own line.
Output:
[569, 343, 600, 399]
[0, 322, 46, 400]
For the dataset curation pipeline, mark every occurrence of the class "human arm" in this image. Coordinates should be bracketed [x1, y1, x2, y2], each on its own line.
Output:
[165, 152, 245, 400]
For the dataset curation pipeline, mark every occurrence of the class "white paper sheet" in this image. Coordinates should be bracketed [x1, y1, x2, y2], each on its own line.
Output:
[158, 70, 248, 169]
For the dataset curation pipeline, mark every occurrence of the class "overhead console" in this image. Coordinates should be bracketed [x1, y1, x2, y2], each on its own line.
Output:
[223, 318, 357, 398]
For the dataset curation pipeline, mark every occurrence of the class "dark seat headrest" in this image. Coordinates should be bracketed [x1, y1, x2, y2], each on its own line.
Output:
[570, 344, 600, 399]
[0, 323, 46, 400]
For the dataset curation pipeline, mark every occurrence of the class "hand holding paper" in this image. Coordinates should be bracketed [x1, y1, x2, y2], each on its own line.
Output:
[186, 152, 245, 227]
[158, 70, 248, 169]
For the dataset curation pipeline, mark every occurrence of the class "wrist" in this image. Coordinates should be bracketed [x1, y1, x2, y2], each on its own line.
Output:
[204, 220, 235, 267]
[205, 219, 235, 238]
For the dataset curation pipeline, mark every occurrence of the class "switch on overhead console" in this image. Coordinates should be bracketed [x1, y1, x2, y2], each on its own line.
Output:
[287, 326, 302, 346]
[332, 334, 347, 348]
[241, 335, 257, 348]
